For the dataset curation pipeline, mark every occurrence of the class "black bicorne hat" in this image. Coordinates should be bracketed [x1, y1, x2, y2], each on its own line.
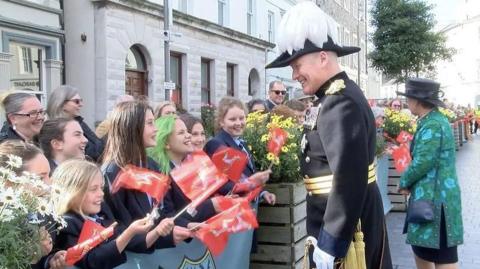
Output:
[266, 37, 360, 69]
[396, 78, 445, 107]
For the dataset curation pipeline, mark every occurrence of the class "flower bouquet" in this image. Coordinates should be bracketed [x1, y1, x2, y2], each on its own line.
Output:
[439, 107, 457, 123]
[243, 112, 302, 183]
[383, 108, 416, 141]
[0, 155, 65, 269]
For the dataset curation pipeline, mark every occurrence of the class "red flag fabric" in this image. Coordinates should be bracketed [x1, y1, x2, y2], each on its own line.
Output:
[267, 127, 288, 157]
[77, 219, 104, 244]
[211, 147, 248, 182]
[392, 145, 412, 173]
[245, 186, 263, 202]
[396, 131, 413, 145]
[111, 165, 170, 203]
[65, 222, 116, 265]
[170, 151, 228, 209]
[232, 178, 260, 194]
[195, 201, 258, 256]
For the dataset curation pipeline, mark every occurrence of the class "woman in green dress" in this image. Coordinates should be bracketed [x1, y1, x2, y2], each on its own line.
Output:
[397, 78, 463, 269]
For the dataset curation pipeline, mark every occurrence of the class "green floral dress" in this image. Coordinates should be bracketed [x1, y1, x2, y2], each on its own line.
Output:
[399, 109, 463, 249]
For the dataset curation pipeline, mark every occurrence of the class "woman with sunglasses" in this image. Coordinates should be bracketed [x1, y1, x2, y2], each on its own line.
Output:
[0, 92, 45, 144]
[47, 85, 104, 161]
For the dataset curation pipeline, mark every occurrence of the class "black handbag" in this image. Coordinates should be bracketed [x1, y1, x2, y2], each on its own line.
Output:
[406, 198, 434, 224]
[405, 127, 443, 224]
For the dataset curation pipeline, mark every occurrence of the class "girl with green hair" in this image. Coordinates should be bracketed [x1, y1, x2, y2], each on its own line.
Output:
[148, 115, 223, 228]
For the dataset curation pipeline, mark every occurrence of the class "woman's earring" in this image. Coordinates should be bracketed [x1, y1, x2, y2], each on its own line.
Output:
[12, 124, 16, 131]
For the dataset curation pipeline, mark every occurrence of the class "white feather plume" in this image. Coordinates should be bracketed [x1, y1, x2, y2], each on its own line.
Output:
[276, 1, 339, 55]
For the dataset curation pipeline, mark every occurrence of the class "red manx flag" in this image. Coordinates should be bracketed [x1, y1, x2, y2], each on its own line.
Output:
[267, 127, 288, 157]
[111, 165, 170, 203]
[211, 147, 248, 182]
[65, 222, 116, 266]
[396, 131, 414, 145]
[77, 219, 104, 244]
[232, 178, 260, 194]
[245, 186, 263, 202]
[392, 145, 412, 173]
[195, 201, 258, 256]
[170, 151, 228, 209]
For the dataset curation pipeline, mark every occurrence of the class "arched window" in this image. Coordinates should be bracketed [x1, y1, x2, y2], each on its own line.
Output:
[248, 68, 260, 96]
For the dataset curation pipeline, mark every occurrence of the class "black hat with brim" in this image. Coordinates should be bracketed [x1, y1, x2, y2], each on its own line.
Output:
[396, 78, 446, 107]
[266, 37, 360, 69]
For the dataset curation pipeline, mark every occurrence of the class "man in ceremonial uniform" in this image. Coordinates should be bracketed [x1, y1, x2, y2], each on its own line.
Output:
[266, 2, 392, 269]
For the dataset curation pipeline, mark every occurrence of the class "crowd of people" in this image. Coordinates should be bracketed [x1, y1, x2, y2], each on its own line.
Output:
[0, 88, 282, 269]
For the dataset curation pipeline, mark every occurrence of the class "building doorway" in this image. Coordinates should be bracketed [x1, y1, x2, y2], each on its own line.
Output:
[125, 45, 148, 97]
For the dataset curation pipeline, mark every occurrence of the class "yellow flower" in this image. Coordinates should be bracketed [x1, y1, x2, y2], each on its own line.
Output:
[266, 153, 275, 161]
[281, 146, 289, 153]
[261, 134, 269, 142]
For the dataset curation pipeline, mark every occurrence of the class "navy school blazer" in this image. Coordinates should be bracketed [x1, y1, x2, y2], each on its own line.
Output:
[204, 129, 257, 194]
[102, 158, 174, 249]
[54, 209, 127, 269]
[162, 161, 217, 228]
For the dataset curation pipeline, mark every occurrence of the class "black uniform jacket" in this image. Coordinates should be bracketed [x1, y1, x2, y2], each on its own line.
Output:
[302, 72, 391, 268]
[102, 159, 175, 249]
[54, 209, 127, 269]
[204, 129, 256, 194]
[74, 116, 104, 162]
[162, 162, 217, 228]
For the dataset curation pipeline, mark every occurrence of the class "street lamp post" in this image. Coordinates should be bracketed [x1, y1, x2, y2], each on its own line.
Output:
[164, 0, 172, 101]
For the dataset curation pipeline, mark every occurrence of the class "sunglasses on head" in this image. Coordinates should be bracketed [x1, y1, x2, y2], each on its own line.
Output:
[68, 98, 83, 105]
[272, 90, 286, 96]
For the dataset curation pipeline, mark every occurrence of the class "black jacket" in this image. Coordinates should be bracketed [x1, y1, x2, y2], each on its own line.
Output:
[302, 72, 391, 268]
[54, 210, 127, 269]
[162, 162, 217, 228]
[102, 159, 175, 249]
[74, 116, 104, 162]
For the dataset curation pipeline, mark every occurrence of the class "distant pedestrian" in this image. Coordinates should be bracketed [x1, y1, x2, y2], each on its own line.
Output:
[265, 80, 286, 110]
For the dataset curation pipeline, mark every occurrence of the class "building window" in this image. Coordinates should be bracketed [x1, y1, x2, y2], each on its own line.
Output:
[9, 42, 45, 102]
[218, 0, 227, 26]
[201, 58, 211, 105]
[170, 53, 183, 105]
[248, 68, 260, 96]
[268, 11, 275, 42]
[247, 0, 255, 35]
[227, 63, 235, 96]
[20, 47, 33, 74]
[179, 0, 188, 13]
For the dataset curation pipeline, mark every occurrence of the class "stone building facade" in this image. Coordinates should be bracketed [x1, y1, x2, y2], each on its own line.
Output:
[64, 0, 273, 125]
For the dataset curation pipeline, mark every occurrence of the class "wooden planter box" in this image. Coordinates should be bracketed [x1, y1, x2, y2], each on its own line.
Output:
[387, 157, 407, 212]
[250, 182, 307, 269]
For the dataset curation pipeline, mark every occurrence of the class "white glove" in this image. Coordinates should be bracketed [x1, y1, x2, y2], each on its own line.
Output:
[313, 246, 335, 269]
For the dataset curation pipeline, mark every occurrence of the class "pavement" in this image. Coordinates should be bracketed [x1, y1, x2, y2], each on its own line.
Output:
[386, 135, 480, 269]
